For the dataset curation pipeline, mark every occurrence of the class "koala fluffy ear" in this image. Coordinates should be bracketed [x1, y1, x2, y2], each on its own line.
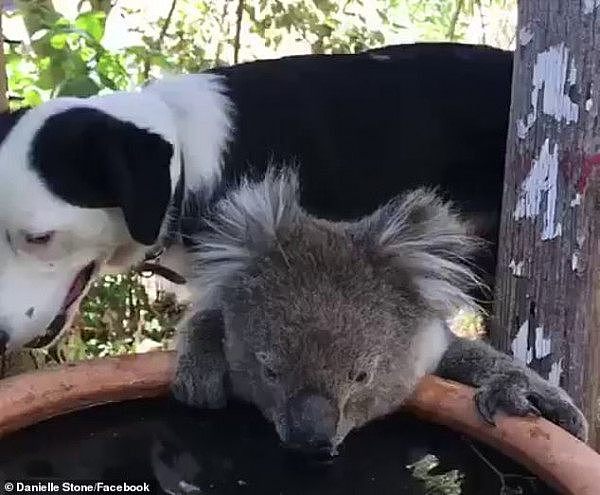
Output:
[187, 168, 302, 305]
[349, 189, 485, 314]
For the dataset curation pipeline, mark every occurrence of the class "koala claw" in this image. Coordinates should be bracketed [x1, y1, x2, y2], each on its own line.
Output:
[475, 389, 540, 427]
[526, 402, 542, 418]
[473, 371, 588, 442]
[528, 390, 589, 442]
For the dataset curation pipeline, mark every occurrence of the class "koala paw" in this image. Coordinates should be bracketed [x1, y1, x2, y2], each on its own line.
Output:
[171, 310, 228, 410]
[474, 370, 588, 442]
[171, 362, 227, 410]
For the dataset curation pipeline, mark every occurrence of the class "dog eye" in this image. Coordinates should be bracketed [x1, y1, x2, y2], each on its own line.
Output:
[25, 231, 55, 245]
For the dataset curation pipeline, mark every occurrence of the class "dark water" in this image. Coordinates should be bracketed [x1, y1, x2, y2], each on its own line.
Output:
[0, 398, 556, 494]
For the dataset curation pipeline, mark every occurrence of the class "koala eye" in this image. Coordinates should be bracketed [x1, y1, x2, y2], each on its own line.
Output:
[263, 366, 279, 382]
[354, 371, 368, 383]
[349, 370, 368, 384]
[255, 351, 279, 382]
[25, 231, 55, 245]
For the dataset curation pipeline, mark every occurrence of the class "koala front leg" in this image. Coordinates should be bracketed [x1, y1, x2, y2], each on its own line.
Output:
[435, 336, 588, 441]
[171, 309, 228, 409]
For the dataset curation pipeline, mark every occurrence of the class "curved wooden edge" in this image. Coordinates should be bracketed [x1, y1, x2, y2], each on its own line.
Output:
[0, 351, 175, 437]
[406, 376, 600, 495]
[0, 352, 598, 495]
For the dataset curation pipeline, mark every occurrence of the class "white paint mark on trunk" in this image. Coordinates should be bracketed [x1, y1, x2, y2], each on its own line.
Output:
[572, 252, 581, 271]
[548, 358, 563, 386]
[518, 112, 536, 140]
[517, 44, 579, 138]
[512, 320, 533, 364]
[570, 193, 582, 206]
[541, 45, 579, 122]
[534, 326, 552, 359]
[509, 259, 525, 277]
[553, 222, 562, 238]
[517, 119, 535, 139]
[514, 139, 561, 240]
[568, 58, 577, 86]
[519, 25, 534, 46]
[583, 0, 600, 14]
[586, 82, 594, 111]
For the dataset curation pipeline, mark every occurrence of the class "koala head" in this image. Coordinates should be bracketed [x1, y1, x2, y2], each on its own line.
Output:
[186, 170, 482, 456]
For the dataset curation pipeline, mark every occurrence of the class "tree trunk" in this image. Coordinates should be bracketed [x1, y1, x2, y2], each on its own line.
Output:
[89, 0, 113, 15]
[14, 0, 59, 37]
[0, 1, 8, 113]
[492, 0, 600, 449]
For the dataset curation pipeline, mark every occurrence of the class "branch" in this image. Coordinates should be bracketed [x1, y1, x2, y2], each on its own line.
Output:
[446, 0, 465, 41]
[476, 0, 487, 45]
[88, 0, 113, 15]
[142, 0, 177, 82]
[14, 0, 60, 40]
[233, 0, 244, 64]
[214, 0, 230, 65]
[157, 0, 177, 47]
[466, 440, 537, 493]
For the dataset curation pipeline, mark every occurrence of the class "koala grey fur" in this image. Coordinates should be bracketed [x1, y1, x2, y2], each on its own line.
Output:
[172, 169, 588, 455]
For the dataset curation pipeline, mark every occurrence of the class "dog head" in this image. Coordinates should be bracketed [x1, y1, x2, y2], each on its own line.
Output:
[0, 93, 181, 349]
[187, 170, 483, 455]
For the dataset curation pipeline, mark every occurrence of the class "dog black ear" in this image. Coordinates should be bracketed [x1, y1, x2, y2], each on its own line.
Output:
[30, 107, 174, 245]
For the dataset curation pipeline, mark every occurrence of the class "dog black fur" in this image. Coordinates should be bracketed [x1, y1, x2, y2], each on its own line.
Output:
[0, 42, 513, 348]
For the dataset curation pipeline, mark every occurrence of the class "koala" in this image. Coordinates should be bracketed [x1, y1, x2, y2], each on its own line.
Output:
[172, 169, 588, 456]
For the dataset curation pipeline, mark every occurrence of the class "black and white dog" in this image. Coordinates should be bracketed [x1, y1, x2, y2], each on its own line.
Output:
[0, 42, 512, 349]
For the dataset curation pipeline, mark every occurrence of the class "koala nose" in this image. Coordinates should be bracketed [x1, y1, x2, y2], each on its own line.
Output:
[286, 392, 337, 455]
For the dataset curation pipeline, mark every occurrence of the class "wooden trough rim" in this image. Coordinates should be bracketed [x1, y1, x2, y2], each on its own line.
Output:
[0, 351, 598, 495]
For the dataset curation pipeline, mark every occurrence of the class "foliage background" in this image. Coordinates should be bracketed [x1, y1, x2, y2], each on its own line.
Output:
[2, 0, 515, 373]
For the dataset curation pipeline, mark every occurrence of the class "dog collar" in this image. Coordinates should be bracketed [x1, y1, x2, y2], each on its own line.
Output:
[136, 155, 187, 285]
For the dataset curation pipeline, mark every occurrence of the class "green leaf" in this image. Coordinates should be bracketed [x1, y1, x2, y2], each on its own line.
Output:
[49, 32, 68, 50]
[75, 11, 107, 42]
[56, 76, 101, 97]
[407, 454, 464, 495]
[30, 31, 56, 58]
[61, 53, 89, 79]
[53, 17, 72, 29]
[23, 89, 43, 107]
[37, 63, 66, 90]
[96, 53, 129, 90]
[98, 72, 118, 90]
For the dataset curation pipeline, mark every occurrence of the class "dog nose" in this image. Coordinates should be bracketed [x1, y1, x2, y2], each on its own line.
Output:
[0, 328, 9, 349]
[286, 392, 337, 455]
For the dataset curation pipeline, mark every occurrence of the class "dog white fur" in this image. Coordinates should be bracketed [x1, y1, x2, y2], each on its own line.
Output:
[0, 75, 231, 348]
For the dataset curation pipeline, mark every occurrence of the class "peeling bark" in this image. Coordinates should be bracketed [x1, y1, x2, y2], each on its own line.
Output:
[492, 0, 600, 449]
